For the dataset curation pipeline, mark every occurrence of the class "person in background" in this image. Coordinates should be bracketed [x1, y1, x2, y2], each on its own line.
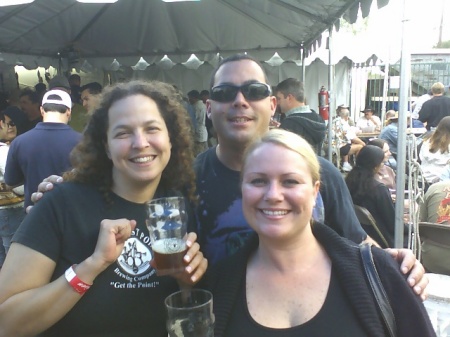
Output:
[172, 86, 196, 133]
[202, 129, 435, 337]
[419, 116, 450, 185]
[0, 92, 8, 113]
[5, 90, 81, 209]
[412, 89, 432, 119]
[0, 107, 27, 271]
[346, 145, 399, 248]
[419, 82, 450, 131]
[419, 180, 450, 275]
[68, 74, 82, 105]
[201, 89, 217, 147]
[74, 82, 103, 133]
[0, 80, 207, 337]
[275, 78, 326, 155]
[356, 107, 381, 133]
[200, 90, 209, 104]
[34, 82, 47, 102]
[379, 111, 412, 155]
[80, 82, 102, 114]
[19, 89, 42, 132]
[333, 107, 365, 172]
[48, 75, 88, 134]
[420, 180, 450, 224]
[187, 89, 208, 156]
[383, 109, 396, 126]
[367, 138, 396, 194]
[336, 104, 353, 122]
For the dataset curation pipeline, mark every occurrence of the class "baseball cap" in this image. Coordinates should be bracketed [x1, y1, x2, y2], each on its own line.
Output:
[361, 106, 375, 113]
[42, 90, 72, 109]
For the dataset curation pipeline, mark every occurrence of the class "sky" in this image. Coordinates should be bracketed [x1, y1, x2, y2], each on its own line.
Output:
[306, 0, 450, 65]
[358, 0, 450, 51]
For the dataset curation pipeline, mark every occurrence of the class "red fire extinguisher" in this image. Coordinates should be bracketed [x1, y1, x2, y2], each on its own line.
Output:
[318, 86, 329, 121]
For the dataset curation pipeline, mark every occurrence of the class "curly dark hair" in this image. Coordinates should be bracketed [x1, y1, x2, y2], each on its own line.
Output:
[64, 80, 196, 202]
[345, 145, 384, 202]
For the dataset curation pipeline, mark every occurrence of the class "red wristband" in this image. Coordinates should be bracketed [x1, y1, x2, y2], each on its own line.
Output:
[65, 265, 92, 295]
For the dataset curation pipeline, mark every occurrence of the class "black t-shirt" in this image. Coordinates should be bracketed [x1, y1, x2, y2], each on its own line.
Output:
[224, 266, 367, 337]
[419, 95, 450, 130]
[194, 147, 253, 265]
[13, 182, 180, 337]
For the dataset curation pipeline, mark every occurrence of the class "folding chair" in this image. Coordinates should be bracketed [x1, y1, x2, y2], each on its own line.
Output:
[353, 204, 390, 248]
[418, 222, 450, 276]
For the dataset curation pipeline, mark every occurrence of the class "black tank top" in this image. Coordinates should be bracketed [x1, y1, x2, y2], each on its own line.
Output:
[223, 266, 368, 337]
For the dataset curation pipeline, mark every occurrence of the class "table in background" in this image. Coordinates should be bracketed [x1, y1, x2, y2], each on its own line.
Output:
[407, 127, 428, 136]
[358, 132, 380, 142]
[423, 273, 450, 336]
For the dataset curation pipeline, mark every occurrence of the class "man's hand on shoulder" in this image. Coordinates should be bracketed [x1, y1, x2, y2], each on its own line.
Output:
[26, 175, 64, 213]
[385, 247, 428, 301]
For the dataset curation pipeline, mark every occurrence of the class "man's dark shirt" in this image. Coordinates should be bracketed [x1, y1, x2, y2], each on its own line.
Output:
[419, 95, 450, 130]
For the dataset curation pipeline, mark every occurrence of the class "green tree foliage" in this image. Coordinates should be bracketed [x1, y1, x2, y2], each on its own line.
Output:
[434, 40, 450, 48]
[339, 17, 369, 36]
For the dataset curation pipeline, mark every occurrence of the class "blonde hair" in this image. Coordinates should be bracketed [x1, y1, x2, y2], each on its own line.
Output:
[431, 82, 445, 95]
[242, 129, 320, 184]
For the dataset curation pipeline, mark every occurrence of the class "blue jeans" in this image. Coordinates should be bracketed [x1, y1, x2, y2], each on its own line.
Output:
[0, 206, 25, 267]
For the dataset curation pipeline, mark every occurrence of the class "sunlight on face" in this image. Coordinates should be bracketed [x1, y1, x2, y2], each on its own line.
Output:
[241, 143, 319, 240]
[208, 60, 276, 147]
[106, 94, 172, 196]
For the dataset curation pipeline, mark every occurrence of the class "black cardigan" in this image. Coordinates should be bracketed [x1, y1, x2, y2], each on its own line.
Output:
[201, 223, 435, 337]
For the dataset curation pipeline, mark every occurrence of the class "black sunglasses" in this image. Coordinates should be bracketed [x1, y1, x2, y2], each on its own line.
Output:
[210, 82, 271, 103]
[6, 121, 15, 127]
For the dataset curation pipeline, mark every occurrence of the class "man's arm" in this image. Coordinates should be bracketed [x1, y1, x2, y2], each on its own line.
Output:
[418, 101, 431, 123]
[318, 156, 367, 243]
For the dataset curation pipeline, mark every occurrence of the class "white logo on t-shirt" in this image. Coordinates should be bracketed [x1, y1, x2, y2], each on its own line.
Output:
[117, 237, 152, 275]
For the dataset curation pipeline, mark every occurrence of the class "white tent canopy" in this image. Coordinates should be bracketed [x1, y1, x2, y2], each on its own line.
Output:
[0, 0, 389, 70]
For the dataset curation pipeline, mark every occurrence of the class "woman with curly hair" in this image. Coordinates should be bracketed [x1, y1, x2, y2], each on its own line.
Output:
[0, 81, 207, 337]
[345, 145, 397, 248]
[419, 116, 450, 184]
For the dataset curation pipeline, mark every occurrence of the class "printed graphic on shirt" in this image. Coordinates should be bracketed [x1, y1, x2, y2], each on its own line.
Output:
[118, 238, 151, 275]
[437, 194, 450, 224]
[200, 193, 325, 265]
[112, 227, 158, 289]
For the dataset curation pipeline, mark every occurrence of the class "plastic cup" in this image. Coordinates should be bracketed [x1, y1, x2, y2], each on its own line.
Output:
[146, 196, 188, 275]
[165, 289, 215, 337]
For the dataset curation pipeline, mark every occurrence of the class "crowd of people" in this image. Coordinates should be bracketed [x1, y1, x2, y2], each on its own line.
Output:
[0, 54, 439, 336]
[327, 82, 450, 254]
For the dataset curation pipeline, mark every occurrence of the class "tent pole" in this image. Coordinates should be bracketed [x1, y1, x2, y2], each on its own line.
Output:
[301, 44, 306, 84]
[381, 58, 389, 125]
[327, 25, 334, 162]
[394, 0, 410, 249]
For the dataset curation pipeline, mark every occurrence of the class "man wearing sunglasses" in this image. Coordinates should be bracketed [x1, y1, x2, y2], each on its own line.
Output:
[193, 54, 428, 298]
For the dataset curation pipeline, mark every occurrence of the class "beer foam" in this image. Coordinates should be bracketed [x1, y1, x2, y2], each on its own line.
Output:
[152, 238, 186, 254]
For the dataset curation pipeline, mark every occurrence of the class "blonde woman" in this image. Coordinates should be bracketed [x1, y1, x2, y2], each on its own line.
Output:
[203, 129, 435, 337]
